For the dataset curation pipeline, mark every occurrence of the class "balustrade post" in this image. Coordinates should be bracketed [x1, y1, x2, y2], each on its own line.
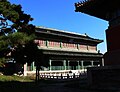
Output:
[73, 73, 75, 78]
[61, 74, 63, 79]
[67, 74, 69, 79]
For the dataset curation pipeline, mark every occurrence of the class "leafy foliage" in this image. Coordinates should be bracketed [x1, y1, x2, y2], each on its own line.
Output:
[7, 32, 35, 46]
[0, 57, 6, 67]
[0, 0, 34, 33]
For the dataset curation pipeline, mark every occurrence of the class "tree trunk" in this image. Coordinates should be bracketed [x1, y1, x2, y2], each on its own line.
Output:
[35, 65, 40, 82]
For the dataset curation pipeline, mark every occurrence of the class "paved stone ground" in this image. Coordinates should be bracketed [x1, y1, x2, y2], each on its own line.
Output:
[39, 83, 91, 92]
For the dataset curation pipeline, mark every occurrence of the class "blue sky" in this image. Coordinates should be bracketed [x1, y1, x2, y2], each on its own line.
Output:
[9, 0, 108, 53]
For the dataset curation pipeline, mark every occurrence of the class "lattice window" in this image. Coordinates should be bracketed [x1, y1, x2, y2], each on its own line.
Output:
[79, 44, 88, 50]
[88, 46, 96, 51]
[62, 43, 77, 49]
[48, 41, 60, 47]
[34, 39, 46, 47]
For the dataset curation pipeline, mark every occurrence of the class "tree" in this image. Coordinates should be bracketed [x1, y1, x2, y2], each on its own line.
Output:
[0, 0, 49, 79]
[0, 0, 36, 66]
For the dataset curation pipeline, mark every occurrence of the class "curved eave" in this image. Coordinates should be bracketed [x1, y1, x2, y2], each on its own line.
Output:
[42, 49, 103, 58]
[75, 5, 107, 21]
[75, 0, 120, 21]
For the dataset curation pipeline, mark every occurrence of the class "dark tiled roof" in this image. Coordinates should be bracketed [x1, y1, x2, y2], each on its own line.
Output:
[36, 27, 103, 44]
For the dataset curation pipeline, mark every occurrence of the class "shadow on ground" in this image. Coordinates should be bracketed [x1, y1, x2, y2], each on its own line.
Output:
[0, 78, 119, 92]
[0, 78, 88, 92]
[0, 81, 42, 92]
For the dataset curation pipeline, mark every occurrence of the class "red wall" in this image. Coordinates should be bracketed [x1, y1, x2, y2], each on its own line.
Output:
[106, 24, 120, 51]
[104, 24, 120, 65]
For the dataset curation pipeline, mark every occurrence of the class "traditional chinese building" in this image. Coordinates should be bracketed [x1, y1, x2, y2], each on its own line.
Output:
[24, 27, 103, 76]
[75, 0, 120, 65]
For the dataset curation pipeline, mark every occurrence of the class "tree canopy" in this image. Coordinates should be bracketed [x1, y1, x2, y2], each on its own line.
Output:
[0, 0, 34, 33]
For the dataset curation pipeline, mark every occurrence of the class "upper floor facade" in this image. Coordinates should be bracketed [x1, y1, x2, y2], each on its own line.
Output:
[35, 27, 103, 54]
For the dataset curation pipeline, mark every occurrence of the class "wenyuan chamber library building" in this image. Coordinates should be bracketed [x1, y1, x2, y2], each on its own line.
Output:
[24, 27, 104, 76]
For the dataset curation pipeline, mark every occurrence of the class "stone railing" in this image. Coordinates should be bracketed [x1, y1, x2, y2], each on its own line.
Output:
[27, 70, 87, 79]
[39, 72, 87, 79]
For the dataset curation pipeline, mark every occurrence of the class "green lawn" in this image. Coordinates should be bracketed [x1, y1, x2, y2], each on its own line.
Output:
[0, 75, 34, 82]
[0, 75, 38, 92]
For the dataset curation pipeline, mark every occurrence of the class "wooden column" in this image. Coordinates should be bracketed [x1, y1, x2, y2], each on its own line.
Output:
[36, 66, 39, 82]
[68, 60, 70, 70]
[30, 62, 33, 71]
[77, 61, 80, 69]
[23, 62, 27, 76]
[35, 62, 40, 82]
[102, 58, 104, 66]
[81, 61, 84, 69]
[32, 62, 35, 71]
[60, 42, 62, 48]
[46, 40, 48, 47]
[63, 60, 66, 70]
[77, 44, 80, 50]
[49, 59, 52, 71]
